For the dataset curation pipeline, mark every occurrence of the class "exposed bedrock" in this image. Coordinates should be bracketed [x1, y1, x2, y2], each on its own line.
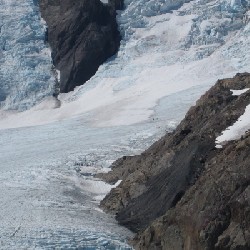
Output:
[134, 133, 250, 250]
[98, 73, 250, 249]
[39, 0, 122, 93]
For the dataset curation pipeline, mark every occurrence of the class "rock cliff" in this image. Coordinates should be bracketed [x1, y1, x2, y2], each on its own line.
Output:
[99, 73, 250, 249]
[39, 0, 122, 93]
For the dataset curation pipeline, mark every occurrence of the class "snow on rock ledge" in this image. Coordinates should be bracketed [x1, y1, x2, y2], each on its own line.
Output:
[216, 103, 250, 145]
[216, 87, 250, 146]
[231, 88, 250, 95]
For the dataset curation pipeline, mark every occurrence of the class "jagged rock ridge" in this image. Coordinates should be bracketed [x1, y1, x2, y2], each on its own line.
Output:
[99, 73, 250, 249]
[39, 0, 122, 93]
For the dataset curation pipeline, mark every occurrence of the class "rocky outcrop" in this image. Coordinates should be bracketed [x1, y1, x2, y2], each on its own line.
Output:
[39, 0, 122, 93]
[135, 133, 250, 250]
[99, 73, 250, 249]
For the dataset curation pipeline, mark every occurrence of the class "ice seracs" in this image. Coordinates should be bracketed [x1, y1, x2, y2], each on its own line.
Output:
[0, 0, 55, 111]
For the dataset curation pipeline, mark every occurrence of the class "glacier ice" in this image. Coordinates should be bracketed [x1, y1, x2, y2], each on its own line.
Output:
[0, 0, 249, 118]
[0, 0, 55, 111]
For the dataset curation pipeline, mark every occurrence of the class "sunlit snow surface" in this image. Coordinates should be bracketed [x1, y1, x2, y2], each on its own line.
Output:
[216, 103, 250, 143]
[216, 89, 250, 145]
[231, 88, 250, 95]
[0, 0, 250, 248]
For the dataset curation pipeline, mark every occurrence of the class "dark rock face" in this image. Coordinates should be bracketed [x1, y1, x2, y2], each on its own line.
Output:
[39, 0, 122, 92]
[135, 133, 250, 250]
[99, 73, 250, 249]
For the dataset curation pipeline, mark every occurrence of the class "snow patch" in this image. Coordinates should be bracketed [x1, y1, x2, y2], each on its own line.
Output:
[81, 179, 122, 201]
[230, 88, 250, 96]
[56, 69, 61, 82]
[100, 0, 109, 3]
[216, 104, 250, 145]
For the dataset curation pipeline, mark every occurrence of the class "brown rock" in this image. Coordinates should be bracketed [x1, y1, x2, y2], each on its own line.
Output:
[99, 73, 250, 249]
[39, 0, 122, 92]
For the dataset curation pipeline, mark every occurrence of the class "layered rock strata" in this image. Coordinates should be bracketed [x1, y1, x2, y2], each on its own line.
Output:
[39, 0, 122, 92]
[99, 73, 250, 249]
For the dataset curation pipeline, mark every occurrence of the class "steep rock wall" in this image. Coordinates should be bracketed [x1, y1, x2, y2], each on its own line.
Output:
[39, 0, 122, 92]
[99, 73, 250, 249]
[135, 133, 250, 249]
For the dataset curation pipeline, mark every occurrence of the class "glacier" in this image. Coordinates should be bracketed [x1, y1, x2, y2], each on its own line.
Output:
[0, 0, 250, 248]
[0, 0, 55, 111]
[51, 0, 250, 127]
